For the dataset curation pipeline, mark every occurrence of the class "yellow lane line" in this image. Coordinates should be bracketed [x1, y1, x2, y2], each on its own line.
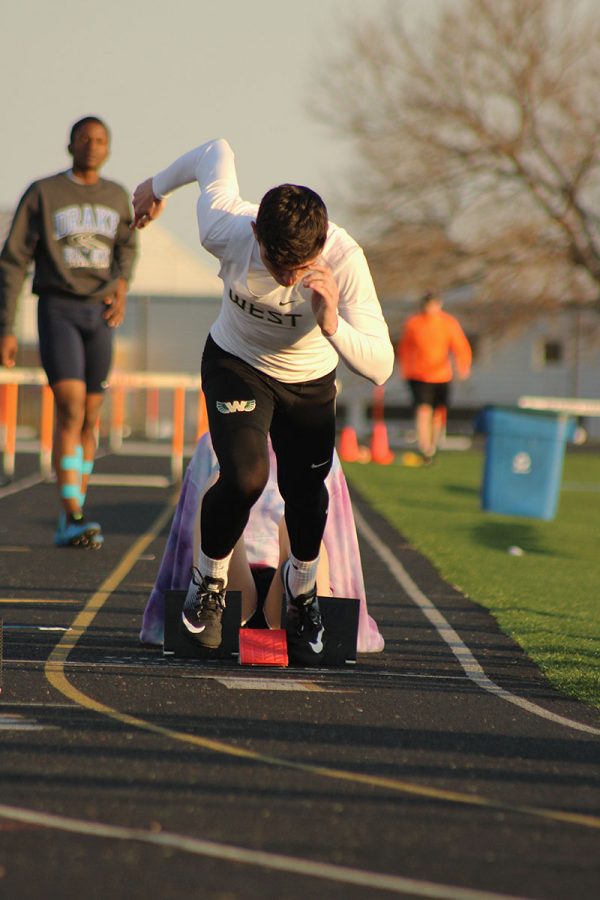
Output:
[0, 599, 80, 605]
[43, 497, 600, 833]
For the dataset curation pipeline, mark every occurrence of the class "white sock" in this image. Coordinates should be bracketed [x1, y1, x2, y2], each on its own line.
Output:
[286, 554, 319, 599]
[197, 548, 232, 586]
[186, 549, 232, 603]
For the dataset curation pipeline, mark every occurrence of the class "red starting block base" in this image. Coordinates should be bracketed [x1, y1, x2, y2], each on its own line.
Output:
[239, 628, 288, 667]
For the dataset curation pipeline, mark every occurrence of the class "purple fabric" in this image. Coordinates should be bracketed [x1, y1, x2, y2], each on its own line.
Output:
[140, 434, 384, 653]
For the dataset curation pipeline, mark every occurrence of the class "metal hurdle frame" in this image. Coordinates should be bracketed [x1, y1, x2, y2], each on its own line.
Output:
[0, 368, 208, 484]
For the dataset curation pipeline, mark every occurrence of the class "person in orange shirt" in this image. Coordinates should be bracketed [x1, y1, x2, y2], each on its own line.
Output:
[397, 292, 472, 464]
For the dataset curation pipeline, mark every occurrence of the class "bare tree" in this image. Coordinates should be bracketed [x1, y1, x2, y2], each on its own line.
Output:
[315, 0, 600, 333]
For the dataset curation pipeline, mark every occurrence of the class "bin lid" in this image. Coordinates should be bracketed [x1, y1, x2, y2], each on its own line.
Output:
[474, 405, 576, 440]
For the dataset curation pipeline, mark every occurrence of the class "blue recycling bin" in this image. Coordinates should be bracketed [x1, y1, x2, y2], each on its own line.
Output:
[476, 406, 575, 520]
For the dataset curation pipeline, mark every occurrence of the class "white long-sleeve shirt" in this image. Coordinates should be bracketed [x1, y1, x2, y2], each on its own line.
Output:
[153, 139, 393, 385]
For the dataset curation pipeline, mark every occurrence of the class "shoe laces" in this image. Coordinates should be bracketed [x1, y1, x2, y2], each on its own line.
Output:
[285, 567, 320, 629]
[300, 594, 322, 628]
[190, 567, 226, 614]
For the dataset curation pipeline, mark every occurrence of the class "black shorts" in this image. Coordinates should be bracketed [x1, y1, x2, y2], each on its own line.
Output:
[200, 334, 336, 560]
[38, 295, 113, 393]
[408, 379, 450, 409]
[201, 334, 337, 477]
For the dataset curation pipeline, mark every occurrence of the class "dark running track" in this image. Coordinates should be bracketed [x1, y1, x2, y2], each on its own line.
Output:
[0, 450, 599, 900]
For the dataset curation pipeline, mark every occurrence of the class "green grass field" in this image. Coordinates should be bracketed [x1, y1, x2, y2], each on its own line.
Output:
[344, 448, 600, 710]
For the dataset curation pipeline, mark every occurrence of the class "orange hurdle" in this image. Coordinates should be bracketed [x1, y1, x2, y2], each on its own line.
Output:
[172, 386, 186, 483]
[1, 367, 206, 482]
[39, 385, 54, 479]
[2, 383, 18, 477]
[109, 384, 126, 451]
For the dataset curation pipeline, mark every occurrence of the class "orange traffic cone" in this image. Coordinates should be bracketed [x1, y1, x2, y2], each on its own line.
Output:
[338, 425, 359, 462]
[370, 421, 394, 465]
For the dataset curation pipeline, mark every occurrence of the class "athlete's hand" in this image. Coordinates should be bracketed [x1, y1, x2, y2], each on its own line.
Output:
[131, 178, 167, 229]
[104, 279, 127, 327]
[303, 262, 339, 337]
[0, 335, 18, 367]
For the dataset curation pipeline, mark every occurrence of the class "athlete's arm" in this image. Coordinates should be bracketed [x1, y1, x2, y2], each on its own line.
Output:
[303, 262, 340, 337]
[0, 184, 40, 353]
[131, 179, 167, 228]
[449, 316, 472, 379]
[0, 335, 18, 368]
[316, 248, 394, 386]
[103, 278, 127, 327]
[133, 140, 255, 259]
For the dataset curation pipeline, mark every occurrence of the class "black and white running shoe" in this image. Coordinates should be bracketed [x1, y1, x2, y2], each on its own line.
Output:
[282, 559, 325, 665]
[182, 568, 226, 649]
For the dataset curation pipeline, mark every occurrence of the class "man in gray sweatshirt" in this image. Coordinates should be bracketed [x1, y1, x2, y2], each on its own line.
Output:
[0, 116, 137, 547]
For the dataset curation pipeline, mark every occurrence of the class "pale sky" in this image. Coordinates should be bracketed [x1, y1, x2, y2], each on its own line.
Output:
[1, 0, 424, 270]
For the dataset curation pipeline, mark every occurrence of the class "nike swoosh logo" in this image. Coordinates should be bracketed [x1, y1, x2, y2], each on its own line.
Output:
[309, 626, 324, 654]
[311, 459, 330, 469]
[279, 299, 295, 306]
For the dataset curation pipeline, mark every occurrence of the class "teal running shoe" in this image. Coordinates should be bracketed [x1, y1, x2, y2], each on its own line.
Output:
[55, 512, 102, 549]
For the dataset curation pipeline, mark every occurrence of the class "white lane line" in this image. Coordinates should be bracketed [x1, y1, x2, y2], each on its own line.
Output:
[0, 714, 53, 731]
[0, 473, 45, 500]
[89, 474, 170, 488]
[215, 677, 325, 691]
[0, 803, 531, 900]
[0, 452, 170, 498]
[353, 507, 600, 737]
[2, 625, 71, 632]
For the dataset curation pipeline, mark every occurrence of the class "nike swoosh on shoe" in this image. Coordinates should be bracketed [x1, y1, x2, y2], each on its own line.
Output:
[182, 614, 206, 634]
[309, 626, 325, 654]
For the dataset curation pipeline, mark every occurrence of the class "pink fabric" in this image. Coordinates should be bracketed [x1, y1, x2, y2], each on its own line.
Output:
[140, 433, 384, 653]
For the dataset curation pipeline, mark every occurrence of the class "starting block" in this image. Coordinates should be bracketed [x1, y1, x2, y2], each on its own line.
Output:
[163, 590, 360, 667]
[164, 590, 242, 661]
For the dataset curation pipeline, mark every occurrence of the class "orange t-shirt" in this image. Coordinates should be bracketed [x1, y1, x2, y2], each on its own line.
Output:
[398, 310, 472, 383]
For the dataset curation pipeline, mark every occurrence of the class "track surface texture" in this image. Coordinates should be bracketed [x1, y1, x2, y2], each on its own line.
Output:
[0, 451, 598, 900]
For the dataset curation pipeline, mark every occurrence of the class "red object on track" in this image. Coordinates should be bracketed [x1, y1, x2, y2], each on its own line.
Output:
[238, 629, 289, 667]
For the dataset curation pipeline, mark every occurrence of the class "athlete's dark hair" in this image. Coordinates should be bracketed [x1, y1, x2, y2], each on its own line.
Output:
[69, 116, 110, 145]
[255, 184, 328, 269]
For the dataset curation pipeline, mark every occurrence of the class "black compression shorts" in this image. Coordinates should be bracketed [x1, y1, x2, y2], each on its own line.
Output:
[38, 295, 113, 392]
[200, 334, 337, 561]
[407, 379, 450, 409]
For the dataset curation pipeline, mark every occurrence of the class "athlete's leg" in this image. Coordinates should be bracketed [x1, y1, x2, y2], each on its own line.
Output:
[52, 379, 87, 516]
[199, 337, 274, 564]
[432, 405, 447, 454]
[80, 306, 112, 505]
[270, 369, 337, 564]
[269, 369, 335, 666]
[430, 383, 449, 456]
[79, 392, 104, 504]
[39, 298, 87, 516]
[182, 339, 273, 646]
[415, 403, 434, 457]
[263, 518, 330, 629]
[192, 468, 258, 623]
[407, 380, 434, 460]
